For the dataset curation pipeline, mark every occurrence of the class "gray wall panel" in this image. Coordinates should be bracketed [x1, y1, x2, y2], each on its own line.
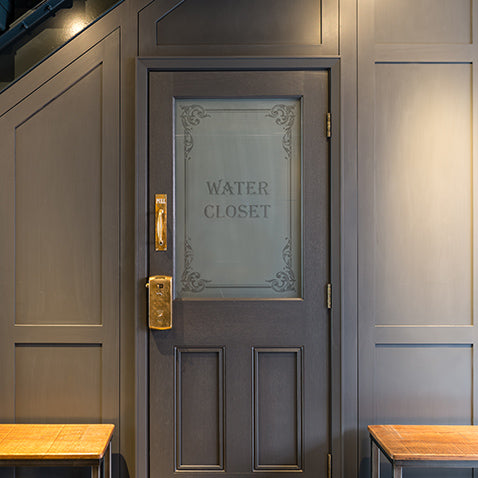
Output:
[154, 0, 322, 46]
[374, 344, 473, 425]
[15, 344, 102, 423]
[138, 0, 338, 56]
[375, 0, 471, 44]
[374, 63, 472, 327]
[15, 65, 103, 326]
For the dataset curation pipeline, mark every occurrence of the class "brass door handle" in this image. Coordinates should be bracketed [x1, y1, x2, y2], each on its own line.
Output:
[146, 275, 172, 330]
[157, 210, 164, 247]
[155, 194, 167, 251]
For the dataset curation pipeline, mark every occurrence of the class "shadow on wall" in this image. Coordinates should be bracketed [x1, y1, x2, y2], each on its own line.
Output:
[0, 453, 130, 478]
[359, 451, 473, 478]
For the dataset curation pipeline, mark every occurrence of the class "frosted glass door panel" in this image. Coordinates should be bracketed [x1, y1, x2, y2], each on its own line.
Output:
[175, 98, 302, 299]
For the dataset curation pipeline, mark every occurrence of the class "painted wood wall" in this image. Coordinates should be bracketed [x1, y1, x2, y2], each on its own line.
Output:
[0, 8, 135, 478]
[0, 0, 475, 477]
[357, 1, 477, 478]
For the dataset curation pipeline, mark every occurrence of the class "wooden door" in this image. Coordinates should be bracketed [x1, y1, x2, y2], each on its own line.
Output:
[146, 66, 332, 478]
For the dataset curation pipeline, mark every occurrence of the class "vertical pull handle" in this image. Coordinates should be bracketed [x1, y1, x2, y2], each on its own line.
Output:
[155, 194, 167, 251]
[157, 210, 164, 246]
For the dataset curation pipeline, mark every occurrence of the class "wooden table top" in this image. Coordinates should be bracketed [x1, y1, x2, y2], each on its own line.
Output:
[0, 424, 114, 461]
[369, 425, 478, 462]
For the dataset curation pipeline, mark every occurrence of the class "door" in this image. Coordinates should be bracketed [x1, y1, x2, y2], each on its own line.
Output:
[147, 66, 332, 478]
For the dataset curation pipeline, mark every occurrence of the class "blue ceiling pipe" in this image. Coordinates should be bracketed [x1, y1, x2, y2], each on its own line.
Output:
[0, 0, 11, 31]
[0, 0, 69, 51]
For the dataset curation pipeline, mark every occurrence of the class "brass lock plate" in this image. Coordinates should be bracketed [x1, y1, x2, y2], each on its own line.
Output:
[147, 275, 172, 330]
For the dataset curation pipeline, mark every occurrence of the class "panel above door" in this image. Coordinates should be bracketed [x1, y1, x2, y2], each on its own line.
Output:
[138, 0, 338, 56]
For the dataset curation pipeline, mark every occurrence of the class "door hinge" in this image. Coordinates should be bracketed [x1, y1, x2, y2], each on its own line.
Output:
[327, 283, 332, 310]
[326, 112, 332, 139]
[327, 453, 332, 478]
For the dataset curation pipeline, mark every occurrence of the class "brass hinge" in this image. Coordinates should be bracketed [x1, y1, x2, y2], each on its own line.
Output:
[326, 112, 332, 138]
[327, 453, 332, 478]
[327, 283, 332, 310]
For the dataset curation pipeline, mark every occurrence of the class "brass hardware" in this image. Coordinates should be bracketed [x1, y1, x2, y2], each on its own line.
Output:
[326, 112, 331, 139]
[327, 283, 332, 310]
[155, 194, 167, 251]
[327, 453, 332, 478]
[147, 275, 173, 330]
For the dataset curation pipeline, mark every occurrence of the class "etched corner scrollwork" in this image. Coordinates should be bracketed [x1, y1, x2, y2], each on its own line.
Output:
[266, 238, 296, 292]
[181, 237, 211, 293]
[180, 104, 210, 162]
[266, 104, 296, 160]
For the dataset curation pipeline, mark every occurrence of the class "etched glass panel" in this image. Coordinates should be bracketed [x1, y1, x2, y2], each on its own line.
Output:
[175, 98, 301, 299]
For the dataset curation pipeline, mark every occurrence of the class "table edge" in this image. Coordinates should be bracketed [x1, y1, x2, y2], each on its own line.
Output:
[369, 425, 478, 463]
[0, 424, 115, 461]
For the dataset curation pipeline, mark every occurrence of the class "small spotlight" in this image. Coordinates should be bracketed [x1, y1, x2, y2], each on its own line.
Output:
[67, 17, 87, 36]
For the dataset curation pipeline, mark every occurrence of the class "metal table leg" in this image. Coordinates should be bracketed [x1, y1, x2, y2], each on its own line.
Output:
[91, 464, 100, 478]
[371, 438, 380, 478]
[104, 443, 112, 478]
[392, 465, 402, 478]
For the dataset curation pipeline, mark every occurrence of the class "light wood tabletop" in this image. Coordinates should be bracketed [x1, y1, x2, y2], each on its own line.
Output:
[369, 425, 478, 478]
[0, 423, 114, 478]
[369, 424, 478, 462]
[0, 424, 114, 461]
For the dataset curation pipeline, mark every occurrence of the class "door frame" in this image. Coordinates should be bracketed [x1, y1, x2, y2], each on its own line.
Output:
[135, 57, 341, 478]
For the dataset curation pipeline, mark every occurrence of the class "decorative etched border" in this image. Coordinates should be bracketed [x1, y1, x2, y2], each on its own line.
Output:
[178, 101, 298, 294]
[179, 104, 211, 293]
